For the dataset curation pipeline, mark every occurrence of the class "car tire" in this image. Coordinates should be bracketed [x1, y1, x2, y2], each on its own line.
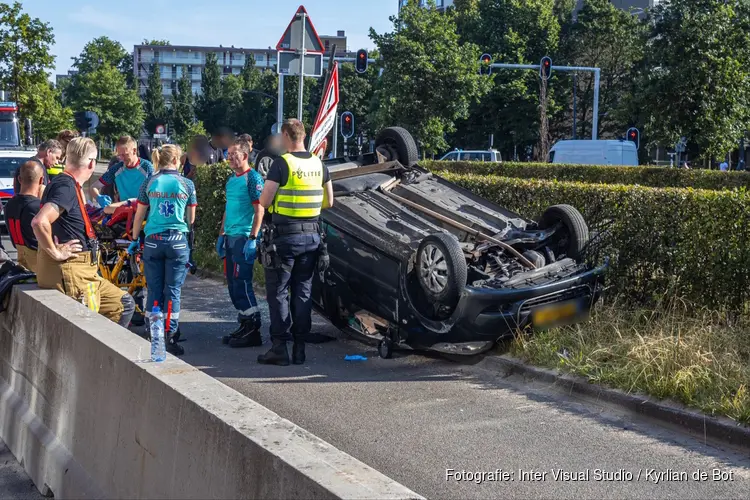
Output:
[416, 233, 467, 307]
[375, 127, 419, 166]
[378, 338, 393, 359]
[539, 204, 589, 260]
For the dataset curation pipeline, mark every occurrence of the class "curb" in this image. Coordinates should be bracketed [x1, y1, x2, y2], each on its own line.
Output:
[480, 354, 750, 450]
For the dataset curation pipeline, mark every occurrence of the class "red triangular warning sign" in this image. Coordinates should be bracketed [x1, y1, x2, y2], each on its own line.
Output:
[276, 6, 325, 53]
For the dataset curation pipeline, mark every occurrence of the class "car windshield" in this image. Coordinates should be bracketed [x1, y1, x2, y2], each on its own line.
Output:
[0, 157, 26, 178]
[0, 118, 19, 148]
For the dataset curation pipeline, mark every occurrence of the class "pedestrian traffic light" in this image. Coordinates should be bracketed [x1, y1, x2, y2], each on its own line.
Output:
[479, 53, 492, 76]
[355, 49, 368, 74]
[626, 127, 640, 150]
[540, 56, 552, 80]
[73, 111, 91, 133]
[341, 112, 354, 139]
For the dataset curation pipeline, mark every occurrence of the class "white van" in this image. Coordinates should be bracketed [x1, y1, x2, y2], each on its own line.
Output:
[548, 140, 638, 166]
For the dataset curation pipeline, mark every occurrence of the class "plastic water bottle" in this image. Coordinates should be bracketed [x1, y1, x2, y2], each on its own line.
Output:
[150, 305, 166, 362]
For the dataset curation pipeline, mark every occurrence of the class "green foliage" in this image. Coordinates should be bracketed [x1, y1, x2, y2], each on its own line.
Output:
[337, 62, 378, 154]
[195, 52, 223, 133]
[439, 172, 750, 310]
[69, 64, 144, 141]
[70, 36, 132, 87]
[174, 120, 207, 151]
[370, 0, 491, 155]
[234, 60, 277, 146]
[635, 0, 750, 160]
[143, 39, 170, 46]
[22, 81, 73, 141]
[423, 160, 750, 190]
[193, 161, 233, 272]
[170, 67, 194, 141]
[143, 63, 167, 135]
[0, 1, 55, 115]
[452, 0, 560, 153]
[556, 0, 646, 140]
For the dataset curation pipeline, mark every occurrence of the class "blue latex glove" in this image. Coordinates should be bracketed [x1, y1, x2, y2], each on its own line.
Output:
[243, 237, 257, 262]
[126, 240, 139, 255]
[97, 194, 112, 208]
[216, 235, 226, 259]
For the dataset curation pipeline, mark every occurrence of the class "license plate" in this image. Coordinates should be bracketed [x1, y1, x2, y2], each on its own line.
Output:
[531, 299, 588, 330]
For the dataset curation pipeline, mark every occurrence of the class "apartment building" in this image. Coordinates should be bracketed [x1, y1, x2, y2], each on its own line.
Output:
[134, 31, 351, 101]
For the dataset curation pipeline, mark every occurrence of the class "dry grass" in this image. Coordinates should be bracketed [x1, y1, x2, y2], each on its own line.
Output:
[511, 298, 750, 425]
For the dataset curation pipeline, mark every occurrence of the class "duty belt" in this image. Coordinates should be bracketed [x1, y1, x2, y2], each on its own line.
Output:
[274, 222, 320, 235]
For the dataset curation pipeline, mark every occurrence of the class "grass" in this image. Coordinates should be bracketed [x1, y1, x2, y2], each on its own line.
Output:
[511, 298, 750, 425]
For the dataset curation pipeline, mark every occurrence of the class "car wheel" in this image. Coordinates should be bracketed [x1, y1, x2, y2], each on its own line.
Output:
[378, 338, 393, 359]
[539, 204, 589, 260]
[416, 233, 467, 307]
[375, 127, 419, 166]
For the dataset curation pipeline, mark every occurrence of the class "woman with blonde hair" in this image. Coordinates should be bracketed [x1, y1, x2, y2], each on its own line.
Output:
[128, 144, 198, 355]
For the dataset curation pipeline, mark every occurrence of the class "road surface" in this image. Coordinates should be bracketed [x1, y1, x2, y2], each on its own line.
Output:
[171, 276, 750, 499]
[0, 440, 44, 500]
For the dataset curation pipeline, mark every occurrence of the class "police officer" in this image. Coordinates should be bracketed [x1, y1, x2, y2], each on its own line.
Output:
[217, 138, 265, 348]
[32, 137, 135, 327]
[129, 145, 197, 356]
[14, 139, 62, 194]
[90, 135, 154, 208]
[4, 161, 44, 271]
[257, 119, 334, 366]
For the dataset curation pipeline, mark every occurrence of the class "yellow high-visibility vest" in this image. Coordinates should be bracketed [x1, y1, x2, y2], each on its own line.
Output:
[273, 153, 324, 218]
[47, 164, 64, 177]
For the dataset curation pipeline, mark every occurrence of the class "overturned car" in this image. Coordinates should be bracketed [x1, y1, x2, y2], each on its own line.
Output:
[289, 128, 605, 357]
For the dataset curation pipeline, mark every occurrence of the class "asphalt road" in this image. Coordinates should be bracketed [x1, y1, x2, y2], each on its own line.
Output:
[169, 276, 750, 499]
[0, 440, 44, 500]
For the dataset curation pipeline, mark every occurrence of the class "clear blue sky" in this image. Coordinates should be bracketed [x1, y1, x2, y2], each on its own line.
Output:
[22, 0, 399, 76]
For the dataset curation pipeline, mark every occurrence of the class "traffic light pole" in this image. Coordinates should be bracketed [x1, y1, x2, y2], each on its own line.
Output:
[277, 74, 285, 131]
[490, 63, 601, 140]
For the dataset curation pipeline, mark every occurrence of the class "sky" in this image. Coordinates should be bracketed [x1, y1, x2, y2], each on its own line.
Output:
[22, 0, 400, 77]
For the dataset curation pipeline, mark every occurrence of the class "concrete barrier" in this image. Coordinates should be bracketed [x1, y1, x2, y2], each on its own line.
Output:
[0, 286, 423, 499]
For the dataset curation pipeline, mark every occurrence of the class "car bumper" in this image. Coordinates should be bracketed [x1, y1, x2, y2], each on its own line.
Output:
[408, 264, 607, 346]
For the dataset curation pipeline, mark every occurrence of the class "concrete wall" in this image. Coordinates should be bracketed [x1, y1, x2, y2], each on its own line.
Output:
[0, 286, 422, 500]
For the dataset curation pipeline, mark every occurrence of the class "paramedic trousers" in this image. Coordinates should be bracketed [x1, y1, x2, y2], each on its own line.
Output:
[143, 230, 190, 333]
[225, 235, 259, 322]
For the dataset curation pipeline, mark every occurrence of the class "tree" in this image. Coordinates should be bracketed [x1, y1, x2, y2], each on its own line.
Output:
[556, 0, 646, 140]
[143, 63, 167, 134]
[21, 81, 73, 141]
[336, 61, 378, 154]
[71, 36, 131, 76]
[451, 0, 560, 156]
[635, 0, 750, 160]
[0, 2, 55, 112]
[69, 64, 144, 141]
[175, 121, 207, 151]
[143, 39, 170, 46]
[234, 57, 277, 143]
[170, 66, 195, 140]
[195, 52, 223, 133]
[370, 0, 490, 155]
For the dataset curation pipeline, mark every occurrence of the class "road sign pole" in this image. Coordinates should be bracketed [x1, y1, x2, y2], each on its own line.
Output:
[277, 74, 284, 130]
[297, 12, 306, 121]
[333, 111, 338, 157]
[592, 68, 600, 140]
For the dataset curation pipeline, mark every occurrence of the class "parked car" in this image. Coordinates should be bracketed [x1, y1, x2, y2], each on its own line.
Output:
[549, 140, 638, 166]
[439, 149, 502, 162]
[306, 127, 606, 358]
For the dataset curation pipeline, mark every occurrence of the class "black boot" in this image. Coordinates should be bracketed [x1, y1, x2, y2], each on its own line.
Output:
[229, 320, 263, 348]
[166, 334, 184, 356]
[222, 322, 246, 345]
[292, 337, 306, 365]
[257, 342, 290, 366]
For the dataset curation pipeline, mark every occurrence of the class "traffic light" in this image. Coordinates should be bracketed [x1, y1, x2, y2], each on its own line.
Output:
[626, 127, 640, 150]
[479, 53, 492, 76]
[341, 112, 354, 139]
[540, 56, 552, 80]
[74, 111, 91, 133]
[355, 49, 368, 74]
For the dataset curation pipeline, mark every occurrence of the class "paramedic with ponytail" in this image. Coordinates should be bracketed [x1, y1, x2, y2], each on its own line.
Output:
[129, 145, 197, 356]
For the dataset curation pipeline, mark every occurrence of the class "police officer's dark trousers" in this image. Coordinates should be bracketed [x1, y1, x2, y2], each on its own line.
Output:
[261, 231, 320, 365]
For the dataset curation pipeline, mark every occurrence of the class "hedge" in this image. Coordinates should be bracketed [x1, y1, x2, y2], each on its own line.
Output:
[193, 162, 233, 274]
[423, 161, 750, 191]
[439, 172, 750, 311]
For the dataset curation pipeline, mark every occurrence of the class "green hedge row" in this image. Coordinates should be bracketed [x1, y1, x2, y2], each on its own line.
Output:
[193, 162, 233, 273]
[439, 172, 750, 311]
[423, 161, 750, 191]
